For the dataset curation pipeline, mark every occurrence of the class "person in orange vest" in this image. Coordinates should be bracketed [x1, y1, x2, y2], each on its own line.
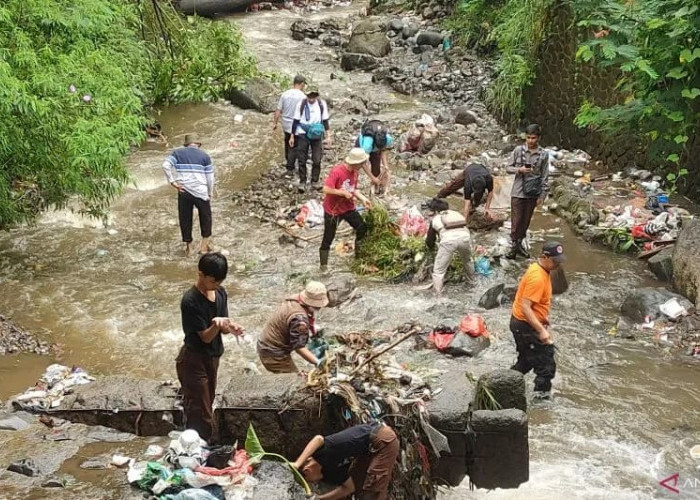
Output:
[510, 241, 564, 399]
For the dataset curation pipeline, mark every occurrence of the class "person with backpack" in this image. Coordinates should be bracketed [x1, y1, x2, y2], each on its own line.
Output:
[319, 148, 372, 271]
[273, 75, 306, 177]
[425, 198, 472, 295]
[289, 86, 331, 193]
[355, 119, 394, 195]
[505, 124, 550, 259]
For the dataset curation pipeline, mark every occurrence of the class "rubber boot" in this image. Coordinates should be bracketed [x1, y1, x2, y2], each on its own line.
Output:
[516, 240, 530, 258]
[319, 249, 329, 273]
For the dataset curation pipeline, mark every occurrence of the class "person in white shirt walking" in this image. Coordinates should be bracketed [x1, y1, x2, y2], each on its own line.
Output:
[162, 134, 215, 257]
[273, 75, 306, 177]
[425, 199, 472, 295]
[289, 86, 331, 192]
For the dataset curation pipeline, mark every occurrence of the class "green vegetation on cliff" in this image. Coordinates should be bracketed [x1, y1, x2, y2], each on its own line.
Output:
[447, 0, 699, 178]
[0, 0, 256, 228]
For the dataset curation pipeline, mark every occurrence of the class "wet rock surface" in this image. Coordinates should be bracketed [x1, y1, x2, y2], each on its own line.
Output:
[673, 218, 700, 305]
[226, 76, 280, 113]
[620, 287, 695, 323]
[251, 460, 306, 499]
[0, 315, 52, 356]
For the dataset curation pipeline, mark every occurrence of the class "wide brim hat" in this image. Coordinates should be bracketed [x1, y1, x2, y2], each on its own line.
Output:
[293, 281, 329, 308]
[306, 86, 320, 97]
[345, 147, 370, 165]
[184, 134, 202, 147]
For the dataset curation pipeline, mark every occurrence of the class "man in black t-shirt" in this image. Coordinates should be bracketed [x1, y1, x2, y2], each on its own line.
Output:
[175, 252, 243, 442]
[436, 163, 494, 221]
[293, 423, 400, 500]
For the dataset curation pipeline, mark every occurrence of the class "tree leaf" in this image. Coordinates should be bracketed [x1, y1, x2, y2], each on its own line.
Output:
[680, 48, 700, 63]
[666, 67, 688, 79]
[674, 135, 689, 144]
[636, 59, 659, 80]
[245, 423, 266, 464]
[667, 111, 684, 122]
[667, 173, 677, 181]
[667, 153, 680, 163]
[681, 88, 700, 99]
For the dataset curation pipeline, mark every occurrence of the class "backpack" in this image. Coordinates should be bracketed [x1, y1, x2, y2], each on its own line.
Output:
[361, 119, 388, 150]
[518, 147, 543, 198]
[300, 99, 326, 140]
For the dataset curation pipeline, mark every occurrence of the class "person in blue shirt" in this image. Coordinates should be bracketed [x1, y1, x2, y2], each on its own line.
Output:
[355, 120, 394, 195]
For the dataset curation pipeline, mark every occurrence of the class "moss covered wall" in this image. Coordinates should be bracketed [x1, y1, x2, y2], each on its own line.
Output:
[523, 2, 700, 201]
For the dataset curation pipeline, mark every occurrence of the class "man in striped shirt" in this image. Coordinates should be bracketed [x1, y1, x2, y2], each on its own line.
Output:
[163, 134, 215, 256]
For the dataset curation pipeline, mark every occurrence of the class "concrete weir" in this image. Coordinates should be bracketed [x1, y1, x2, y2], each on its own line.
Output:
[42, 369, 529, 490]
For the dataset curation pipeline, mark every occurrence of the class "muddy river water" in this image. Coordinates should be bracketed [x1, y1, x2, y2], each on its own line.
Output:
[1, 4, 699, 500]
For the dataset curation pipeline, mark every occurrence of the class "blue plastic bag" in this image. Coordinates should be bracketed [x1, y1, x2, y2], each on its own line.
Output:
[474, 256, 492, 276]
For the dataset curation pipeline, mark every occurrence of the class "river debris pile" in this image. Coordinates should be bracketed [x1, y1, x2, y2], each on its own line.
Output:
[12, 364, 94, 411]
[306, 321, 448, 499]
[0, 314, 53, 356]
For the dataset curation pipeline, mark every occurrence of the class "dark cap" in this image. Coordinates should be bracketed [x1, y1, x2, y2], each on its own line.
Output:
[293, 75, 306, 85]
[542, 241, 565, 262]
[306, 86, 320, 97]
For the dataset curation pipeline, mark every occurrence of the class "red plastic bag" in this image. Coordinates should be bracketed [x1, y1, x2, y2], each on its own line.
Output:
[458, 315, 489, 338]
[630, 225, 651, 240]
[428, 330, 456, 351]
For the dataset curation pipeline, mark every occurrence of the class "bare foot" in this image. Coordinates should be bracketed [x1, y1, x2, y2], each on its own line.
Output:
[199, 238, 212, 254]
[184, 243, 192, 257]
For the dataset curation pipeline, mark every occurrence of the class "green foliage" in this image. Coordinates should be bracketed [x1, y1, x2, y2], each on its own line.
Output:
[574, 0, 700, 178]
[245, 424, 311, 495]
[0, 0, 257, 227]
[352, 205, 426, 281]
[603, 227, 638, 253]
[445, 0, 555, 121]
[137, 1, 257, 103]
[0, 0, 150, 226]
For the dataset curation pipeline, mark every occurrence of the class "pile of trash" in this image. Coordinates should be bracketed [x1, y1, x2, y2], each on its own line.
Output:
[398, 114, 439, 154]
[12, 363, 94, 411]
[307, 322, 448, 499]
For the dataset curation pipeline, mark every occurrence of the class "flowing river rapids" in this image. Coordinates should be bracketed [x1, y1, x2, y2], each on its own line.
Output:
[0, 4, 699, 499]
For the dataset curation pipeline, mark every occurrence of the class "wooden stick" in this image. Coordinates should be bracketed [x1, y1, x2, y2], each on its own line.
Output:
[350, 327, 421, 376]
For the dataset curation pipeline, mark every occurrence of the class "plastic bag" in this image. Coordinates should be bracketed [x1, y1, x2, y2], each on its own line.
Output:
[295, 199, 324, 227]
[458, 315, 489, 338]
[398, 206, 427, 237]
[473, 256, 492, 276]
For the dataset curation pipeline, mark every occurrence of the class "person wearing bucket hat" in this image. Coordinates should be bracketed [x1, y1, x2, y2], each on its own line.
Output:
[289, 85, 331, 192]
[319, 148, 372, 271]
[509, 240, 565, 400]
[163, 133, 216, 256]
[258, 281, 329, 373]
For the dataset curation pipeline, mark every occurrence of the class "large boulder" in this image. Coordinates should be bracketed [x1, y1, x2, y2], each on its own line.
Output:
[673, 218, 700, 304]
[324, 276, 357, 307]
[341, 53, 380, 71]
[416, 31, 444, 47]
[346, 20, 391, 58]
[649, 247, 674, 282]
[620, 287, 695, 323]
[290, 20, 323, 41]
[453, 106, 480, 126]
[226, 77, 279, 114]
[478, 283, 517, 310]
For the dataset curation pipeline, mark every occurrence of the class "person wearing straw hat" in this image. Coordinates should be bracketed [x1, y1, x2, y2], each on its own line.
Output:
[320, 147, 372, 271]
[162, 133, 215, 256]
[258, 281, 329, 373]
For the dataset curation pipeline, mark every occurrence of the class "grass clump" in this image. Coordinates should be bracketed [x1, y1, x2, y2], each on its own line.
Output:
[352, 205, 426, 282]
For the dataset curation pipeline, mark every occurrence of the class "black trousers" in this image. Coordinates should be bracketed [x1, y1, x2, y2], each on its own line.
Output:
[321, 210, 367, 251]
[369, 151, 381, 177]
[284, 132, 292, 165]
[178, 190, 212, 243]
[510, 197, 538, 242]
[509, 316, 556, 392]
[295, 135, 323, 183]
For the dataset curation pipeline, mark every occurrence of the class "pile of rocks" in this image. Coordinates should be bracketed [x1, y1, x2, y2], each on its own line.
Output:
[0, 315, 52, 356]
[290, 18, 348, 47]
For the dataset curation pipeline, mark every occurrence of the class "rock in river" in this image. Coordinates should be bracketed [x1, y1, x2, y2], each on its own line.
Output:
[673, 218, 700, 304]
[346, 20, 391, 58]
[225, 77, 279, 114]
[620, 287, 695, 323]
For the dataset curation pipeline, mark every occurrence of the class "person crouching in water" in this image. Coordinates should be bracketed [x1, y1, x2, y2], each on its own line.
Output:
[294, 422, 400, 500]
[425, 199, 472, 295]
[257, 281, 329, 373]
[319, 147, 372, 271]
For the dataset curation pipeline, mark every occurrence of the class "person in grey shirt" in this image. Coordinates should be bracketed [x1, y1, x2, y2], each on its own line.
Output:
[273, 75, 306, 177]
[505, 124, 550, 259]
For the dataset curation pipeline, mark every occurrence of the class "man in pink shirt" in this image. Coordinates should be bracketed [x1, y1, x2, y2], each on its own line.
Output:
[320, 148, 372, 270]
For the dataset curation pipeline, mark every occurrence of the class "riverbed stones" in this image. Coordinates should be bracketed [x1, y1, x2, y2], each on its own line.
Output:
[416, 30, 444, 47]
[0, 314, 52, 356]
[226, 77, 279, 114]
[341, 53, 380, 71]
[453, 106, 480, 126]
[648, 247, 674, 282]
[620, 287, 695, 323]
[478, 283, 517, 309]
[346, 20, 391, 58]
[402, 23, 419, 39]
[7, 458, 39, 477]
[388, 18, 404, 32]
[324, 276, 357, 307]
[673, 218, 700, 305]
[0, 414, 31, 431]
